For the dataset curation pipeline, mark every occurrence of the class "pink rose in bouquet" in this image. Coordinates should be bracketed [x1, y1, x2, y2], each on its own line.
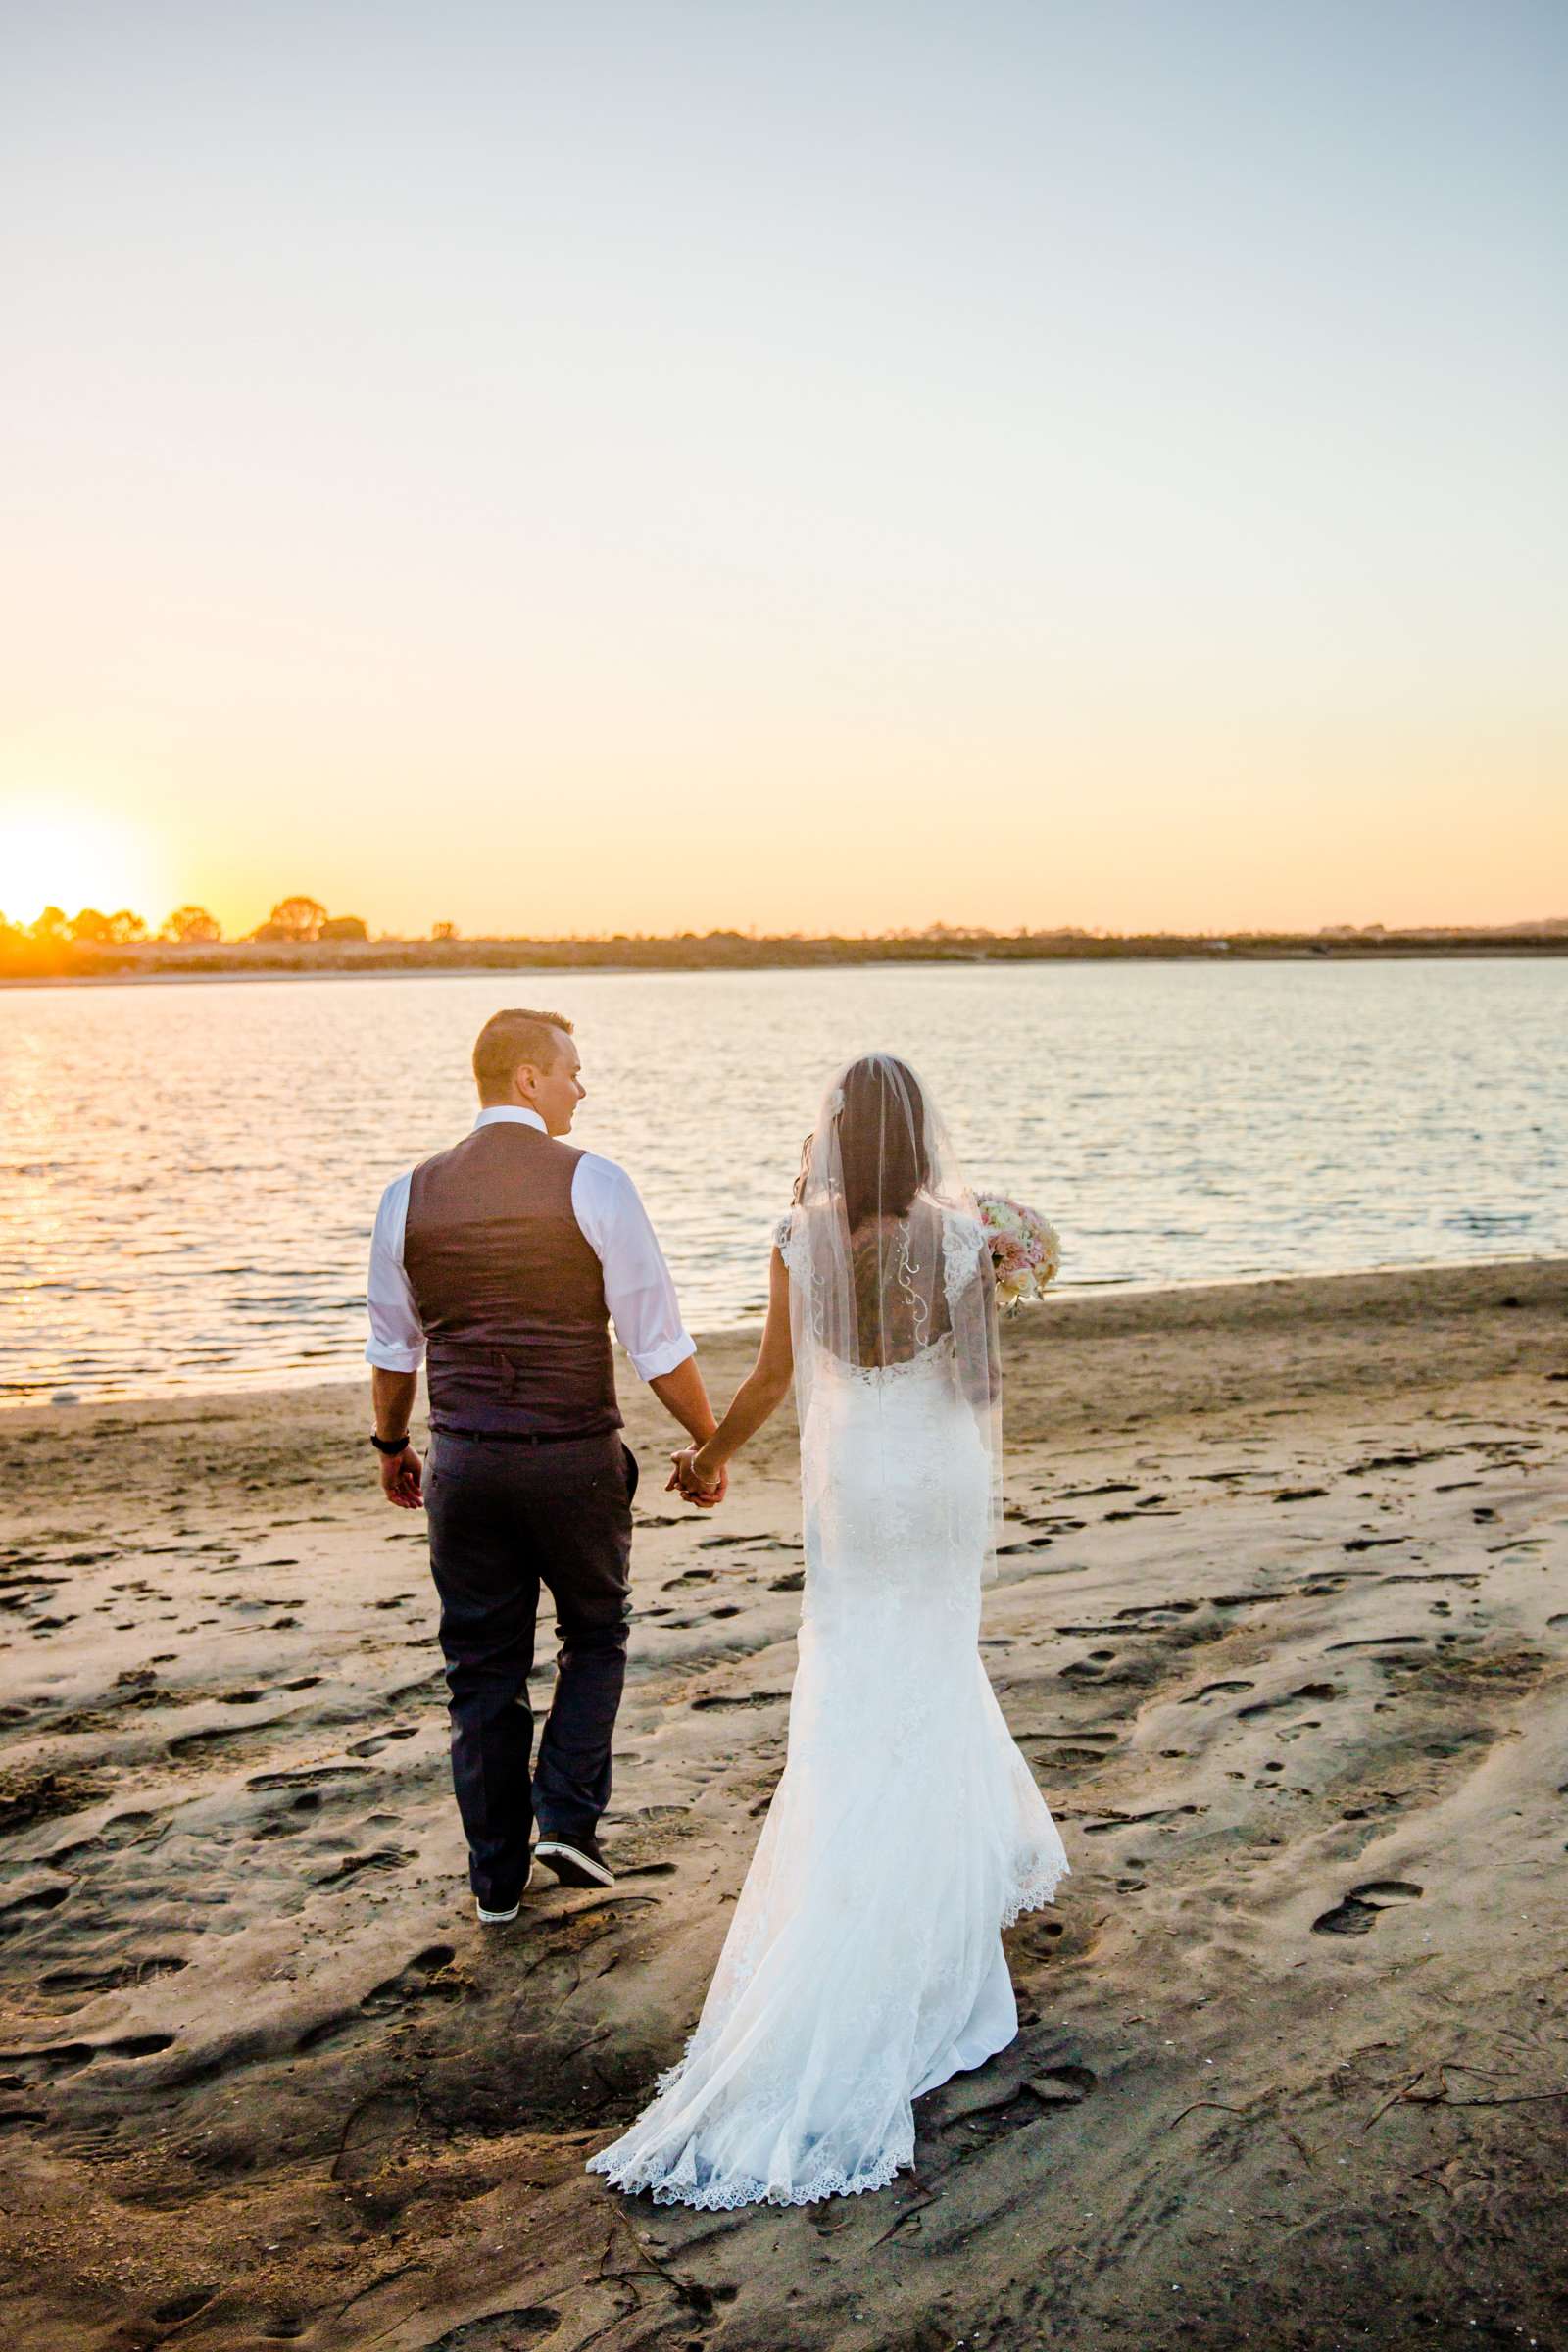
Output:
[975, 1193, 1062, 1311]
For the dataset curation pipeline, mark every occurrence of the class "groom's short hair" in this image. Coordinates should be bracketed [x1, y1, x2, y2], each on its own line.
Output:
[473, 1006, 574, 1099]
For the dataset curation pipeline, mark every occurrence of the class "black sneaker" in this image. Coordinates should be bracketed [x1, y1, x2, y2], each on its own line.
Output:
[533, 1835, 613, 1889]
[475, 1852, 532, 1923]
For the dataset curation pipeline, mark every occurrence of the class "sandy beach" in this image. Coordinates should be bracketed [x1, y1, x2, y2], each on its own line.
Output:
[2, 1258, 1565, 2351]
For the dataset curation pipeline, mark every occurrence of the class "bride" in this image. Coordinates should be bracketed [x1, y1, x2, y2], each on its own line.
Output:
[586, 1052, 1070, 2210]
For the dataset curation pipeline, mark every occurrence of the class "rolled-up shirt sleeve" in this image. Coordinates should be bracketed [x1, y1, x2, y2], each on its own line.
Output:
[573, 1156, 695, 1382]
[365, 1172, 425, 1371]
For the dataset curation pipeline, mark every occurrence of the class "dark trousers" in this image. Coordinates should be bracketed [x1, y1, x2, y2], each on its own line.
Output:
[423, 1426, 638, 1910]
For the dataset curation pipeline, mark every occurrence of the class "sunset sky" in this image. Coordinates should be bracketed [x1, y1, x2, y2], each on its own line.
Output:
[3, 1, 1563, 938]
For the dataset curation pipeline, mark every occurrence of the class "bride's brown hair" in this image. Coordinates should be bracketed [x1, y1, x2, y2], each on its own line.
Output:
[840, 1055, 930, 1226]
[790, 1055, 931, 1223]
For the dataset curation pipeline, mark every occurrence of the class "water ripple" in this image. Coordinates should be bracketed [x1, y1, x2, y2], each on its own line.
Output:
[1, 960, 1564, 1406]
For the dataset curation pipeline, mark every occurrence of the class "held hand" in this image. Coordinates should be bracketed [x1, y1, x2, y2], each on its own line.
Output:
[666, 1446, 721, 1504]
[379, 1445, 424, 1510]
[689, 1456, 728, 1508]
[665, 1449, 703, 1501]
[666, 1445, 727, 1510]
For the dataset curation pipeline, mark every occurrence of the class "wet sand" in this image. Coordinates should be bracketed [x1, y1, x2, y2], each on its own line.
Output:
[1, 1259, 1565, 2350]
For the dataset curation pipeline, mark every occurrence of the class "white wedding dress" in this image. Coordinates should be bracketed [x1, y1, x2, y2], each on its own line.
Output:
[588, 1075, 1070, 2208]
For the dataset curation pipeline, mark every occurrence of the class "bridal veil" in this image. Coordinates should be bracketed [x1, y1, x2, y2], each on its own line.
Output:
[786, 1052, 1005, 1586]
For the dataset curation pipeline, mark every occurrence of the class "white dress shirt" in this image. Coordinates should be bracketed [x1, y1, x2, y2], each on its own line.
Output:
[366, 1106, 695, 1384]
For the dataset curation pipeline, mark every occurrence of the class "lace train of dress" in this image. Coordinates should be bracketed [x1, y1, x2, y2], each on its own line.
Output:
[587, 1310, 1070, 2211]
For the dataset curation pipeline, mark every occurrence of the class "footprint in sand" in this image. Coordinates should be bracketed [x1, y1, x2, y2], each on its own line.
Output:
[150, 2292, 217, 2328]
[295, 1944, 462, 2053]
[1180, 1679, 1255, 1706]
[0, 2030, 176, 2083]
[935, 2063, 1099, 2149]
[49, 1807, 169, 1864]
[1028, 2063, 1098, 2105]
[247, 1765, 372, 1792]
[0, 1884, 73, 1935]
[417, 2313, 561, 2351]
[307, 1847, 411, 1891]
[347, 1726, 420, 1758]
[1082, 1804, 1204, 1836]
[167, 1719, 288, 1760]
[1236, 1682, 1339, 1719]
[690, 1690, 789, 1711]
[39, 1954, 187, 2005]
[1312, 1880, 1425, 1936]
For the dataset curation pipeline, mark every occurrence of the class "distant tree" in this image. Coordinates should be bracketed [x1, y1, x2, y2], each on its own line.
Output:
[318, 914, 368, 942]
[264, 895, 327, 942]
[162, 905, 223, 944]
[60, 908, 146, 945]
[430, 920, 458, 942]
[30, 905, 70, 941]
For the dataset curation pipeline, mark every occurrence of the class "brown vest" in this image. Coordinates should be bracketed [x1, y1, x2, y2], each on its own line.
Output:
[403, 1121, 619, 1438]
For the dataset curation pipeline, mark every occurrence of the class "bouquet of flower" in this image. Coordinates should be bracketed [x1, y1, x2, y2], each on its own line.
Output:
[975, 1193, 1062, 1311]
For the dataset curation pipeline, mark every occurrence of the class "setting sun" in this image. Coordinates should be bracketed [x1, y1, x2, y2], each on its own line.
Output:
[0, 803, 168, 929]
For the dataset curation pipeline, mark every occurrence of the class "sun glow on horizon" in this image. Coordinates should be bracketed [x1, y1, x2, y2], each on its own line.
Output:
[0, 803, 169, 930]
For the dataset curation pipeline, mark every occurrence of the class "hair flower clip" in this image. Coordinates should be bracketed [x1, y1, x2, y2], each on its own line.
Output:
[823, 1085, 845, 1118]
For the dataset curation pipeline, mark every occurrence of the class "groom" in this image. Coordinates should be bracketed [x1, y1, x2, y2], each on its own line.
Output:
[365, 1006, 726, 1924]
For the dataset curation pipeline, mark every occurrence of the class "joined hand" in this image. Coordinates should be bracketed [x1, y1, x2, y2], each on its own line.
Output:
[667, 1444, 727, 1509]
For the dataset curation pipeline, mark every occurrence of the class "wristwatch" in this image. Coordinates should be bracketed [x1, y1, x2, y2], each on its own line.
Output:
[370, 1431, 411, 1455]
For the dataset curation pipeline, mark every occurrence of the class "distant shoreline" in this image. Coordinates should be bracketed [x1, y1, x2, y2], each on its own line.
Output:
[5, 928, 1567, 987]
